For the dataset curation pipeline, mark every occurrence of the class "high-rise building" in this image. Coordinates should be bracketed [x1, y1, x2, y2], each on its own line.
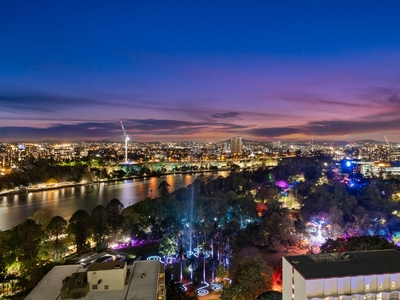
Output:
[231, 136, 242, 155]
[283, 249, 400, 300]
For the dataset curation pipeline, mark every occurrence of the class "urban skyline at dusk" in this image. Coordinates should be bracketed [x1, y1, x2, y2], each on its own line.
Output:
[2, 1, 400, 143]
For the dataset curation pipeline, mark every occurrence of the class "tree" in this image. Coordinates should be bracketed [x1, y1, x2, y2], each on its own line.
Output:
[222, 256, 273, 300]
[256, 186, 280, 202]
[30, 209, 53, 230]
[177, 244, 186, 282]
[186, 255, 198, 280]
[46, 216, 68, 261]
[166, 279, 195, 300]
[252, 213, 298, 251]
[256, 291, 282, 300]
[320, 235, 395, 253]
[47, 216, 67, 243]
[158, 180, 171, 199]
[91, 205, 109, 250]
[359, 181, 390, 213]
[68, 209, 91, 254]
[106, 198, 124, 242]
[18, 219, 45, 261]
[159, 236, 178, 263]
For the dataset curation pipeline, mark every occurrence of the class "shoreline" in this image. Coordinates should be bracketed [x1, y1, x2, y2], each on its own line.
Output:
[0, 169, 230, 197]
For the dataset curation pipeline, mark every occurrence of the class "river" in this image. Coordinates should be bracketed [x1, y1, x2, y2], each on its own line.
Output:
[0, 171, 229, 230]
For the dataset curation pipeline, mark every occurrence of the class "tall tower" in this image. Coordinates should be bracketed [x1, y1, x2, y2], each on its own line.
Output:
[231, 136, 242, 155]
[311, 136, 314, 152]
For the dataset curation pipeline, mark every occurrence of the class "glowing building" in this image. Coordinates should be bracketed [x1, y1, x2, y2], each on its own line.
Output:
[283, 250, 400, 300]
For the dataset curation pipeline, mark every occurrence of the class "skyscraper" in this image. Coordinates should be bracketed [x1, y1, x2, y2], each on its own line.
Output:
[231, 136, 242, 155]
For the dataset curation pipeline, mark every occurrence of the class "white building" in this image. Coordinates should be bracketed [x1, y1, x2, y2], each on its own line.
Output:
[87, 261, 127, 291]
[283, 250, 400, 300]
[25, 260, 165, 300]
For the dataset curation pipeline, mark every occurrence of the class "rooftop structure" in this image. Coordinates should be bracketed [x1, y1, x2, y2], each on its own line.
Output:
[87, 261, 127, 292]
[283, 249, 400, 300]
[60, 271, 89, 299]
[25, 265, 85, 300]
[25, 260, 165, 300]
[126, 260, 166, 300]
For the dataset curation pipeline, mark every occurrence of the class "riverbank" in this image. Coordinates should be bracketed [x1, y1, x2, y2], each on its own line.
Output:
[0, 168, 231, 197]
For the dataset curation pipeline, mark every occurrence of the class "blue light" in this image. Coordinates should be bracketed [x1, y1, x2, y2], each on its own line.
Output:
[346, 161, 351, 167]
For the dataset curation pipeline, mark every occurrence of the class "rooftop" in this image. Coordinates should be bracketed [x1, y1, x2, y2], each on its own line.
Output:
[25, 260, 163, 300]
[25, 265, 85, 300]
[285, 249, 400, 279]
[126, 260, 163, 300]
[87, 260, 126, 271]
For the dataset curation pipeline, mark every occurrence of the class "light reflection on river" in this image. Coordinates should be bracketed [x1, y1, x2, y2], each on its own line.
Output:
[0, 171, 229, 230]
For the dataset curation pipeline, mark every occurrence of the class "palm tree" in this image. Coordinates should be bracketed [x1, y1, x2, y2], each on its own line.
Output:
[158, 236, 178, 264]
[177, 244, 186, 282]
[201, 242, 212, 283]
[207, 258, 219, 282]
[186, 255, 198, 281]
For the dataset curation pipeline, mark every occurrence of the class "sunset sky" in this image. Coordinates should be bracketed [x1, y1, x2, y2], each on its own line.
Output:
[1, 1, 400, 143]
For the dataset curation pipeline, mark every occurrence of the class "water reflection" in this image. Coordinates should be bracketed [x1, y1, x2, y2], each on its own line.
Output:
[0, 171, 228, 230]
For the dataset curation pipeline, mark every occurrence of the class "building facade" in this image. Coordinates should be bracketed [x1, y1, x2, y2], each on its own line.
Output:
[87, 261, 127, 292]
[283, 250, 400, 300]
[231, 136, 242, 155]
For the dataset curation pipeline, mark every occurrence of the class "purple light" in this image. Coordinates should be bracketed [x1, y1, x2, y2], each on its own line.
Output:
[276, 180, 289, 190]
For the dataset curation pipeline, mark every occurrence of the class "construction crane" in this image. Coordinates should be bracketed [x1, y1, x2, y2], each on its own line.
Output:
[383, 134, 392, 161]
[120, 121, 129, 164]
[383, 134, 389, 145]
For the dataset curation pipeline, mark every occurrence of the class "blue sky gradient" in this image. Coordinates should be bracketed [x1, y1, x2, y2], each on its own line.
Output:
[1, 1, 400, 142]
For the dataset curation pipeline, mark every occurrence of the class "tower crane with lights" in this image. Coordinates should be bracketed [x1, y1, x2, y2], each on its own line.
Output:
[120, 121, 130, 164]
[384, 134, 391, 161]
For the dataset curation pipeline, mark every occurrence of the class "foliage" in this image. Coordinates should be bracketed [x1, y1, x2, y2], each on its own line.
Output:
[46, 216, 67, 241]
[320, 235, 395, 253]
[256, 291, 283, 300]
[158, 180, 171, 199]
[222, 256, 273, 300]
[18, 219, 45, 260]
[215, 264, 229, 279]
[106, 198, 124, 241]
[30, 209, 53, 230]
[46, 216, 68, 261]
[68, 209, 91, 254]
[90, 205, 109, 249]
[159, 236, 178, 259]
[247, 212, 298, 251]
[4, 156, 400, 299]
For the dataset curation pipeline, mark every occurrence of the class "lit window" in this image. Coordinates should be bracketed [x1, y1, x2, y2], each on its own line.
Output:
[379, 283, 383, 289]
[366, 283, 370, 290]
[392, 282, 396, 288]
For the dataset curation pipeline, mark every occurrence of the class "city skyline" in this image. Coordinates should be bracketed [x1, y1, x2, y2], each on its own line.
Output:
[2, 1, 400, 143]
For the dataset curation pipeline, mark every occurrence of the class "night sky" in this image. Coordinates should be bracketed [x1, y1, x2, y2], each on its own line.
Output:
[1, 1, 400, 143]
